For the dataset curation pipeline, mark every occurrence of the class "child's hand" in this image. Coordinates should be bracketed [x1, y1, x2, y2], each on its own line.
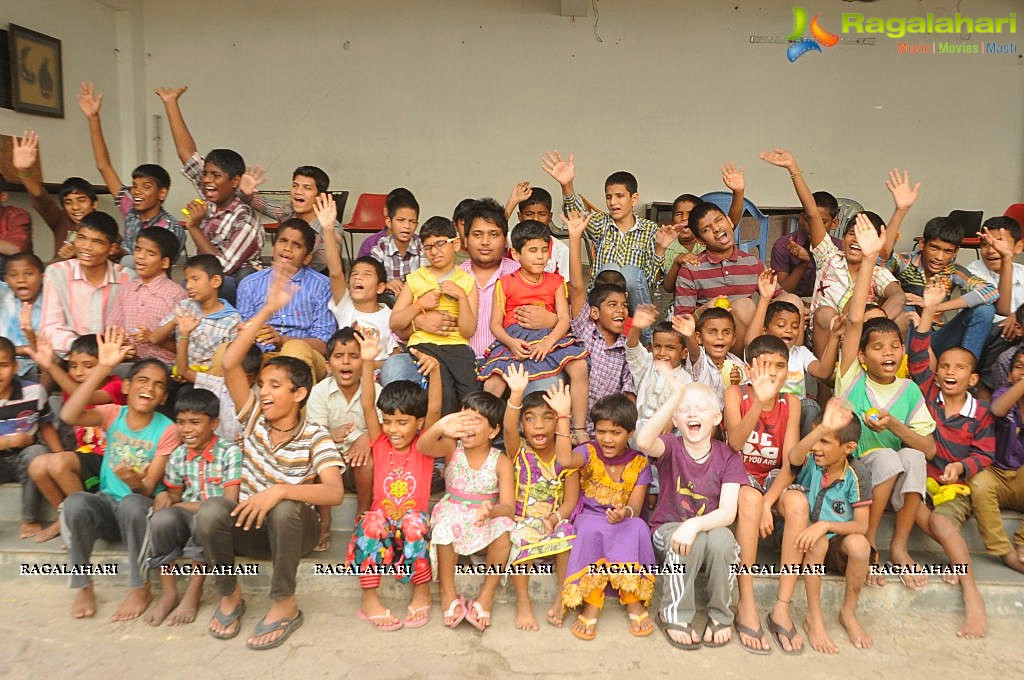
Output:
[863, 408, 891, 433]
[130, 327, 152, 345]
[820, 398, 854, 432]
[655, 224, 677, 251]
[670, 521, 699, 556]
[239, 165, 267, 196]
[530, 337, 555, 362]
[265, 267, 297, 313]
[605, 505, 628, 525]
[176, 308, 200, 337]
[939, 462, 965, 484]
[828, 312, 847, 336]
[721, 162, 745, 192]
[999, 315, 1023, 342]
[541, 150, 575, 186]
[438, 412, 472, 440]
[675, 252, 700, 267]
[757, 269, 778, 299]
[152, 491, 173, 512]
[729, 363, 743, 386]
[417, 288, 441, 311]
[76, 81, 103, 118]
[787, 239, 811, 263]
[355, 326, 383, 361]
[632, 304, 659, 331]
[565, 210, 589, 240]
[542, 381, 572, 418]
[748, 356, 782, 404]
[18, 303, 36, 346]
[384, 279, 405, 296]
[314, 193, 338, 229]
[344, 434, 371, 468]
[885, 168, 920, 211]
[439, 280, 465, 301]
[24, 333, 53, 369]
[97, 327, 131, 368]
[671, 313, 696, 338]
[509, 340, 533, 361]
[153, 85, 188, 103]
[56, 241, 75, 261]
[921, 277, 948, 309]
[12, 130, 39, 172]
[409, 346, 440, 377]
[508, 181, 533, 205]
[503, 363, 530, 394]
[113, 462, 144, 489]
[656, 361, 692, 392]
[329, 422, 355, 443]
[183, 199, 205, 230]
[794, 521, 829, 552]
[852, 212, 885, 259]
[979, 226, 1015, 260]
[759, 499, 775, 539]
[475, 501, 493, 526]
[759, 148, 797, 170]
[255, 325, 283, 350]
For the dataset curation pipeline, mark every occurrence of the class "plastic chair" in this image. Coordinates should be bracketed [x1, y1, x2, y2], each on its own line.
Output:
[948, 209, 984, 251]
[342, 193, 388, 265]
[1004, 203, 1024, 229]
[834, 198, 864, 238]
[699, 191, 769, 262]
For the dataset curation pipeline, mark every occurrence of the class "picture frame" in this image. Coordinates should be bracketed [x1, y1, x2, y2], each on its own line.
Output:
[7, 24, 63, 118]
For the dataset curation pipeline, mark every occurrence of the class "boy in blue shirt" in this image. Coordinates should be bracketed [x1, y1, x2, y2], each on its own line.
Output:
[60, 329, 180, 621]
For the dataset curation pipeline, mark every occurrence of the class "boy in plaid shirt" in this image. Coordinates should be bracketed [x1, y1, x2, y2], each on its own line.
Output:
[909, 280, 994, 640]
[146, 388, 242, 626]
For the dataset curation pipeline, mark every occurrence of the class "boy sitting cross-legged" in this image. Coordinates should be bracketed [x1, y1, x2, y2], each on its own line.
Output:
[772, 399, 873, 654]
[723, 335, 800, 654]
[837, 214, 936, 589]
[636, 380, 747, 650]
[909, 279, 994, 639]
[60, 330, 181, 620]
[145, 387, 242, 627]
[195, 269, 344, 650]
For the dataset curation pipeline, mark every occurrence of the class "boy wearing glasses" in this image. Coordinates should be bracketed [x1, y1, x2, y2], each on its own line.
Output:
[390, 216, 479, 415]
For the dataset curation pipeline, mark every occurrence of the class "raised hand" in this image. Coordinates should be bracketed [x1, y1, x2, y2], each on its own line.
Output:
[565, 210, 589, 240]
[416, 288, 442, 311]
[921, 277, 949, 309]
[153, 86, 188, 103]
[76, 81, 103, 118]
[757, 269, 779, 299]
[828, 312, 847, 336]
[265, 267, 297, 313]
[672, 313, 696, 338]
[759, 148, 797, 170]
[721, 162, 745, 192]
[97, 327, 131, 368]
[852, 212, 885, 259]
[787, 239, 811, 263]
[541, 150, 575, 186]
[355, 326, 383, 361]
[409, 346, 440, 376]
[631, 304, 660, 331]
[23, 333, 54, 370]
[820, 398, 854, 432]
[655, 224, 676, 251]
[508, 181, 533, 205]
[542, 380, 572, 418]
[503, 363, 530, 394]
[18, 303, 36, 348]
[675, 252, 700, 267]
[748, 357, 782, 404]
[314, 193, 338, 230]
[239, 165, 267, 196]
[12, 131, 39, 172]
[979, 226, 1015, 259]
[885, 168, 920, 211]
[438, 412, 473, 439]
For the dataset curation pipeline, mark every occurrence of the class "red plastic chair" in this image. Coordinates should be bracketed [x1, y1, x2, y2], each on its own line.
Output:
[342, 193, 388, 264]
[1005, 204, 1024, 229]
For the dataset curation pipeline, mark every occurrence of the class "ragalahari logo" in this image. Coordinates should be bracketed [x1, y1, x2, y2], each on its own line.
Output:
[787, 7, 839, 61]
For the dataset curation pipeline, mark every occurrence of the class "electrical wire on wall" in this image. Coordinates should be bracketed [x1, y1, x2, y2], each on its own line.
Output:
[592, 0, 603, 43]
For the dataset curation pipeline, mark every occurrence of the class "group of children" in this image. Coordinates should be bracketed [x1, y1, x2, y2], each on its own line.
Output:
[2, 85, 1022, 652]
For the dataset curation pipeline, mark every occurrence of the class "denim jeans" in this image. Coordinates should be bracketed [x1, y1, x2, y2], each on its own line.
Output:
[931, 303, 995, 360]
[595, 264, 652, 312]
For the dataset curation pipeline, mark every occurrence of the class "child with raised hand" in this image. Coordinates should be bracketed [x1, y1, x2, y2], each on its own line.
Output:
[746, 269, 843, 435]
[348, 326, 441, 631]
[635, 380, 747, 651]
[626, 304, 692, 429]
[676, 308, 746, 408]
[24, 333, 125, 543]
[836, 213, 935, 589]
[503, 364, 579, 631]
[418, 391, 515, 631]
[165, 254, 242, 376]
[908, 278, 993, 639]
[773, 399, 873, 654]
[478, 219, 589, 429]
[557, 391, 656, 641]
[723, 335, 800, 654]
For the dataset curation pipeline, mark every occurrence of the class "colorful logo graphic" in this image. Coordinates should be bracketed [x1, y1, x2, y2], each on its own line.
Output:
[787, 7, 839, 61]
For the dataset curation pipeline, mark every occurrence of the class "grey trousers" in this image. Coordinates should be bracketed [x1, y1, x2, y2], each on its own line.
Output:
[652, 524, 738, 627]
[0, 444, 48, 523]
[195, 496, 319, 601]
[147, 505, 203, 568]
[61, 491, 153, 589]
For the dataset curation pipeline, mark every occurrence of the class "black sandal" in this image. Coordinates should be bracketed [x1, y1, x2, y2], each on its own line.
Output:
[657, 611, 701, 650]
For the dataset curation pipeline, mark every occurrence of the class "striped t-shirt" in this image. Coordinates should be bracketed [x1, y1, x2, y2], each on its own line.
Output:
[674, 247, 764, 316]
[237, 393, 345, 500]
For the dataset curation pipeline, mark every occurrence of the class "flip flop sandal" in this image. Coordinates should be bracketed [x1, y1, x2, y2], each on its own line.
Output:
[735, 621, 772, 655]
[404, 604, 432, 629]
[208, 599, 246, 640]
[312, 536, 330, 552]
[898, 569, 929, 591]
[466, 599, 491, 632]
[246, 610, 304, 651]
[571, 614, 598, 641]
[628, 611, 654, 637]
[765, 613, 804, 655]
[702, 619, 732, 648]
[656, 611, 700, 650]
[357, 608, 404, 632]
[443, 596, 467, 628]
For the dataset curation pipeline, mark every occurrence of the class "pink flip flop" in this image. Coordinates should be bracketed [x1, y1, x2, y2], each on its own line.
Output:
[443, 596, 467, 628]
[357, 609, 403, 632]
[404, 604, 432, 629]
[465, 599, 491, 632]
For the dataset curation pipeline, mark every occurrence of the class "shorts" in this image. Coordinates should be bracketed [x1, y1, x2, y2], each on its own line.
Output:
[75, 452, 103, 492]
[747, 468, 781, 495]
[824, 535, 878, 574]
[857, 448, 926, 510]
[929, 492, 971, 525]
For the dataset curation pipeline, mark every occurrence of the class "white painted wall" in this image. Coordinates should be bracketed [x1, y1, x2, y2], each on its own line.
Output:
[3, 0, 1022, 258]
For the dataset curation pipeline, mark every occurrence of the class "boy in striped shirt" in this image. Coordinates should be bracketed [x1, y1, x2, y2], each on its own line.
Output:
[909, 280, 994, 640]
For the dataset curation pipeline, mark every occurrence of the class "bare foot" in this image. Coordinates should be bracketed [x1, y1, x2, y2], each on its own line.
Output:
[20, 522, 42, 539]
[1001, 550, 1024, 575]
[111, 585, 153, 622]
[71, 585, 96, 619]
[839, 608, 872, 649]
[866, 569, 886, 588]
[312, 531, 330, 552]
[803, 614, 839, 654]
[515, 597, 539, 631]
[735, 603, 770, 652]
[942, 572, 959, 586]
[957, 588, 987, 639]
[33, 522, 61, 543]
[168, 591, 201, 625]
[546, 594, 565, 628]
[144, 589, 179, 626]
[1016, 544, 1024, 564]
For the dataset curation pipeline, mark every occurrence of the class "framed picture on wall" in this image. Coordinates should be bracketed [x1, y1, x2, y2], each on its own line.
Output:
[7, 24, 63, 118]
